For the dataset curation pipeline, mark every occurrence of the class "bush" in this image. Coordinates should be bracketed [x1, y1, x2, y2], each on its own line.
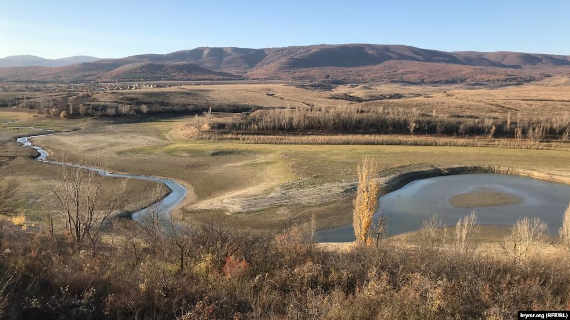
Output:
[0, 217, 569, 319]
[504, 217, 547, 262]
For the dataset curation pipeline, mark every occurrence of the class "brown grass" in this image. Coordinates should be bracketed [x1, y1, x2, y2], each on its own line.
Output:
[560, 203, 570, 247]
[204, 132, 569, 150]
[0, 218, 569, 319]
[419, 215, 447, 250]
[455, 211, 479, 254]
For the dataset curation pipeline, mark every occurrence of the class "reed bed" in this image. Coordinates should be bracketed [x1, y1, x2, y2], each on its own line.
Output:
[201, 132, 568, 150]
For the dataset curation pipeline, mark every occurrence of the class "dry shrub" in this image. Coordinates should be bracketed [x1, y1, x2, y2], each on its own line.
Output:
[455, 211, 479, 254]
[559, 203, 570, 247]
[353, 158, 380, 246]
[177, 124, 201, 139]
[1, 221, 570, 319]
[420, 215, 447, 250]
[222, 255, 248, 279]
[504, 217, 547, 262]
[371, 215, 387, 248]
[273, 224, 311, 255]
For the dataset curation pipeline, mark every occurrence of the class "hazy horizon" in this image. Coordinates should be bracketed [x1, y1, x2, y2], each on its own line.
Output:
[4, 42, 570, 61]
[1, 0, 569, 59]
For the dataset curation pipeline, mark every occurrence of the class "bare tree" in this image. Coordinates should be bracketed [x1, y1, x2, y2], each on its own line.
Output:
[372, 214, 387, 248]
[139, 185, 167, 256]
[169, 216, 192, 273]
[53, 165, 117, 254]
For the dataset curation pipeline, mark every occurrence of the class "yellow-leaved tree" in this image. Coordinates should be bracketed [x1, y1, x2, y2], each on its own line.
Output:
[353, 158, 380, 246]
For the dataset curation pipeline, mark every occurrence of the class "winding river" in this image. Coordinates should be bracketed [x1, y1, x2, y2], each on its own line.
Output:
[16, 131, 187, 225]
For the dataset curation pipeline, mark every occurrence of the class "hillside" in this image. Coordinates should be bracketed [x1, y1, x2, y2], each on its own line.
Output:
[0, 55, 99, 68]
[99, 62, 242, 81]
[1, 44, 570, 84]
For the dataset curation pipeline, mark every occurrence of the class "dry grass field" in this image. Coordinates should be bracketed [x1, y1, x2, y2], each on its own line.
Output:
[10, 112, 566, 234]
[177, 78, 570, 121]
[1, 78, 569, 234]
[1, 80, 570, 319]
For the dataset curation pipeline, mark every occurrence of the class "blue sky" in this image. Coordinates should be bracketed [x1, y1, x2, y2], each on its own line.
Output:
[1, 0, 569, 59]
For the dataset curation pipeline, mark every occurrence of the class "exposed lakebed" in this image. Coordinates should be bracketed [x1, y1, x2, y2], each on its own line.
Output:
[317, 174, 570, 242]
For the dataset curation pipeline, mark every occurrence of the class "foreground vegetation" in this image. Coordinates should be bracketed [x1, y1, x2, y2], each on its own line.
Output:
[1, 80, 569, 319]
[1, 216, 570, 319]
[0, 156, 568, 319]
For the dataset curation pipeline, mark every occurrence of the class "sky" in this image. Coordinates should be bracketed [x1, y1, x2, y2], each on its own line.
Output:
[1, 0, 569, 59]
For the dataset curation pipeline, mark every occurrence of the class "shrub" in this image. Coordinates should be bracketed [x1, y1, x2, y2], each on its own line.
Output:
[504, 217, 547, 262]
[420, 215, 447, 250]
[222, 255, 249, 279]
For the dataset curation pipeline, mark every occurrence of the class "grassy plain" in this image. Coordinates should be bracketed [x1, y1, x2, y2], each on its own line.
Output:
[19, 113, 569, 234]
[1, 79, 569, 235]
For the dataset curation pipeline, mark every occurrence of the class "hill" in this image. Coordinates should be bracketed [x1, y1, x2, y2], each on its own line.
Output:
[0, 55, 99, 68]
[1, 44, 569, 84]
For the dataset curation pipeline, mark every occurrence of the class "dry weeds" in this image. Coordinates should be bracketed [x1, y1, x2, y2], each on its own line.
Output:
[503, 217, 548, 263]
[455, 211, 479, 254]
[560, 203, 570, 247]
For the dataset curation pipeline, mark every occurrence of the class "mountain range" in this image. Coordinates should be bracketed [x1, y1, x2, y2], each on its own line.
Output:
[0, 55, 100, 68]
[1, 44, 569, 84]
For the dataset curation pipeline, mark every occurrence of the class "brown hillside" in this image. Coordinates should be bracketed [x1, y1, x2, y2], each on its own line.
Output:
[1, 44, 569, 83]
[99, 62, 241, 81]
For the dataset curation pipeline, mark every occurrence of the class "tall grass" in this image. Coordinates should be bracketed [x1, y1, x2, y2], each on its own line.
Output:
[202, 133, 564, 150]
[455, 211, 479, 254]
[420, 215, 447, 250]
[353, 158, 380, 246]
[0, 178, 18, 215]
[560, 203, 570, 247]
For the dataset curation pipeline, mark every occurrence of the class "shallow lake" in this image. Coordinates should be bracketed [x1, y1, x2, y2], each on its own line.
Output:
[316, 174, 570, 242]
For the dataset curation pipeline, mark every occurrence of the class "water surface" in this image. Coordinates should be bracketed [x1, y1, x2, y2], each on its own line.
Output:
[317, 174, 570, 242]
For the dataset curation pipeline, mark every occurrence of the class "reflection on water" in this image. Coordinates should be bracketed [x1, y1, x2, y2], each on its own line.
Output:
[317, 174, 570, 242]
